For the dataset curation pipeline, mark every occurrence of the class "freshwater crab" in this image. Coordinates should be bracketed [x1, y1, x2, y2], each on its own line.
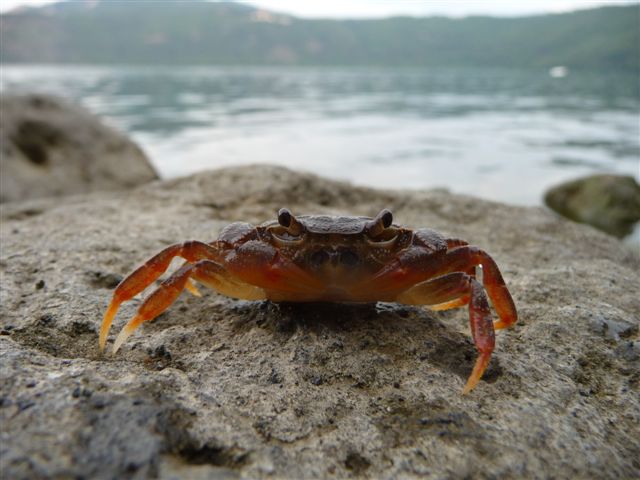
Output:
[100, 209, 517, 393]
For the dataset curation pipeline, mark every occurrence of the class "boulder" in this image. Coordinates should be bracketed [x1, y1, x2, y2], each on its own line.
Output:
[1, 166, 638, 479]
[0, 94, 158, 203]
[544, 174, 640, 238]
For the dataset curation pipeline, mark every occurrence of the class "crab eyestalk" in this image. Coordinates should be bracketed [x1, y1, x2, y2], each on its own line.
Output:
[278, 208, 304, 236]
[366, 209, 393, 238]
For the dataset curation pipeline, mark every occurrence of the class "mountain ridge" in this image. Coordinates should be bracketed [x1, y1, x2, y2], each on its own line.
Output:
[1, 1, 637, 71]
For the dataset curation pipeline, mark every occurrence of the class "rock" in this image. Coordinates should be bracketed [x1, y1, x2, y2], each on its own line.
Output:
[1, 165, 639, 479]
[544, 174, 640, 238]
[0, 94, 158, 203]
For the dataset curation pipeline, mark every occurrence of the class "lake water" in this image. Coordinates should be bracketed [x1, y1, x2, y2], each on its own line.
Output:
[1, 65, 638, 206]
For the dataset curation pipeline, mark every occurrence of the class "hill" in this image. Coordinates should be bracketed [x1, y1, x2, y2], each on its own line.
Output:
[0, 1, 638, 71]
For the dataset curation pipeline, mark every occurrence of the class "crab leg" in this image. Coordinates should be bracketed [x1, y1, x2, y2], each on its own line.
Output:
[445, 238, 469, 249]
[100, 241, 223, 351]
[110, 260, 266, 353]
[440, 246, 517, 329]
[354, 245, 516, 329]
[464, 279, 495, 394]
[395, 272, 495, 393]
[395, 272, 471, 308]
[445, 239, 477, 278]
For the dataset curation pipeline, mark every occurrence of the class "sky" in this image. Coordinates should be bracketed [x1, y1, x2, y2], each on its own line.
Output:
[0, 0, 636, 17]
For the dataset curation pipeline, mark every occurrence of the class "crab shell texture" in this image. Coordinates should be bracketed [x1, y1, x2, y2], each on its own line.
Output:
[100, 208, 517, 394]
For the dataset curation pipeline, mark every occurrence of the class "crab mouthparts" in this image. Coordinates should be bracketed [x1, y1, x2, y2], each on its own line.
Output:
[321, 286, 355, 302]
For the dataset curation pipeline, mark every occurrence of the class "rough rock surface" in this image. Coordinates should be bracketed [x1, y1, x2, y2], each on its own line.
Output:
[0, 94, 158, 203]
[1, 165, 638, 479]
[544, 174, 640, 238]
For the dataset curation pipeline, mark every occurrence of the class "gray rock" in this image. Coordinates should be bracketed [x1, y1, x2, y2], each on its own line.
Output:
[1, 165, 639, 479]
[544, 174, 640, 238]
[0, 94, 158, 203]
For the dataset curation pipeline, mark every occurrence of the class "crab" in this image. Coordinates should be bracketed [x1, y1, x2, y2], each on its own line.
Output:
[100, 208, 517, 393]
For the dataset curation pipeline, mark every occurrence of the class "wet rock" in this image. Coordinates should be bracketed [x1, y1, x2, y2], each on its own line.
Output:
[1, 165, 639, 479]
[0, 93, 158, 203]
[544, 174, 640, 238]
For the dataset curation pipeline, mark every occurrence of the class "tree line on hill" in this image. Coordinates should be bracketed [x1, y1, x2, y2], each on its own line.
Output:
[1, 1, 637, 71]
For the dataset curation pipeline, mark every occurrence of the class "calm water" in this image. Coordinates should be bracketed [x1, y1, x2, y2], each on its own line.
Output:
[1, 65, 638, 206]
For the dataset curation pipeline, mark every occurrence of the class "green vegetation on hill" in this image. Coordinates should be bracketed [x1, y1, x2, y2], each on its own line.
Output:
[1, 1, 637, 71]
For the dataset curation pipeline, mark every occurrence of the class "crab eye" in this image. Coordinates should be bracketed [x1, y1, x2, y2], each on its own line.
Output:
[276, 208, 304, 237]
[271, 210, 304, 243]
[380, 209, 393, 228]
[278, 208, 292, 228]
[366, 209, 395, 241]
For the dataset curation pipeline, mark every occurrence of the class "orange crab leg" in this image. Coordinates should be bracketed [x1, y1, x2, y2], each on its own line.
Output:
[441, 246, 517, 330]
[354, 245, 516, 329]
[100, 241, 223, 351]
[464, 279, 495, 394]
[111, 260, 266, 353]
[396, 272, 495, 393]
[445, 240, 477, 279]
[395, 272, 471, 308]
[445, 238, 469, 249]
[184, 279, 202, 297]
[358, 244, 514, 393]
[112, 262, 195, 353]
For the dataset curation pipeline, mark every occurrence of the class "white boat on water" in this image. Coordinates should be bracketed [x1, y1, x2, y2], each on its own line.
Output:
[549, 66, 569, 78]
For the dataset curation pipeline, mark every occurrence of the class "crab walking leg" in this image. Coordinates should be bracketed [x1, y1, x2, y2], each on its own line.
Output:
[395, 272, 472, 308]
[394, 273, 494, 393]
[443, 246, 517, 330]
[445, 238, 469, 249]
[444, 240, 477, 279]
[463, 279, 495, 394]
[185, 279, 202, 297]
[364, 245, 516, 323]
[100, 241, 223, 351]
[111, 260, 266, 353]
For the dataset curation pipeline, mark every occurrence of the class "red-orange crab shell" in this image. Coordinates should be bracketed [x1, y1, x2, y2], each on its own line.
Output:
[100, 208, 517, 394]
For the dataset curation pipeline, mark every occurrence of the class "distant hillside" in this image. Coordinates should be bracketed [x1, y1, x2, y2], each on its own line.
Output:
[1, 1, 638, 71]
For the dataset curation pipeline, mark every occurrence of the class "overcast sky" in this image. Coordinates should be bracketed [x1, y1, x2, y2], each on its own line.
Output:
[0, 0, 636, 17]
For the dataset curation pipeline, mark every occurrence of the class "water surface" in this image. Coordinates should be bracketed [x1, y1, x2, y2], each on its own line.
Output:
[2, 65, 638, 206]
